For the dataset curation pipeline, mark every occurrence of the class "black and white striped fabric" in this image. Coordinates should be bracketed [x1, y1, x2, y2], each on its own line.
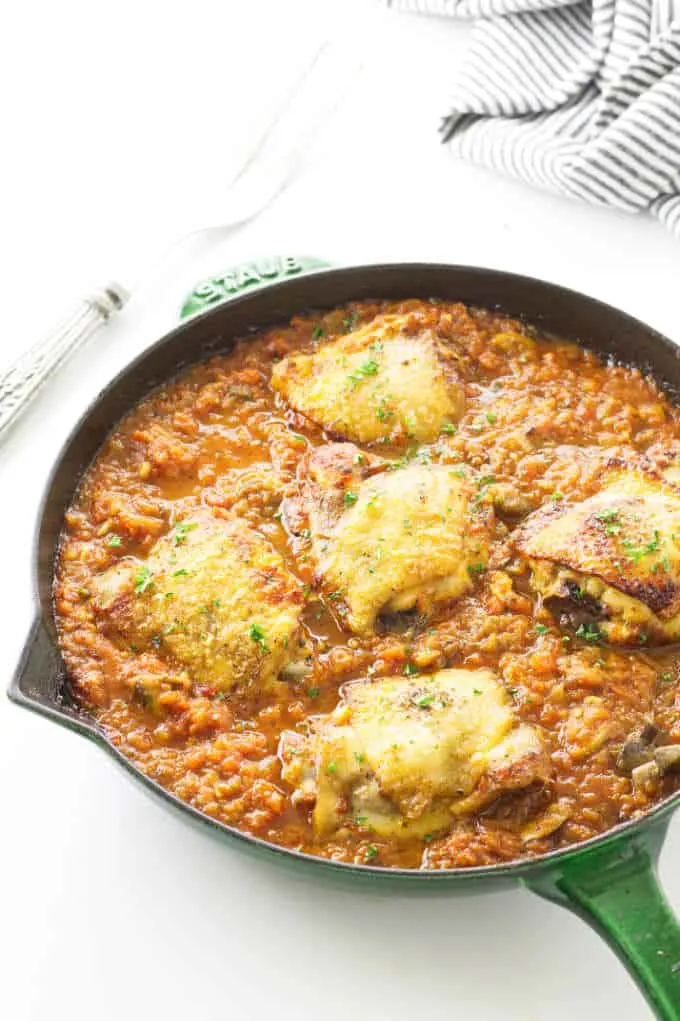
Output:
[388, 0, 680, 235]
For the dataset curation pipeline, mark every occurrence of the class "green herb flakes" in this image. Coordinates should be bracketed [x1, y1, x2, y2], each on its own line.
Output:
[249, 623, 270, 653]
[575, 622, 602, 643]
[348, 359, 380, 389]
[134, 565, 153, 594]
[172, 521, 198, 546]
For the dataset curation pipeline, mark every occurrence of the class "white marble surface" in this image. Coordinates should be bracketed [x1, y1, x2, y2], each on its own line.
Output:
[2, 2, 679, 1019]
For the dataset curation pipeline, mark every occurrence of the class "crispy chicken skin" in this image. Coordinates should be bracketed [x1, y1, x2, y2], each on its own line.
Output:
[279, 669, 549, 839]
[513, 466, 680, 644]
[92, 513, 304, 692]
[284, 443, 493, 634]
[271, 313, 465, 443]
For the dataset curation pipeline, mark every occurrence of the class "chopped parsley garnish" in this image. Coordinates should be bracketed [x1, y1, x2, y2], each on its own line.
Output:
[403, 663, 418, 676]
[660, 672, 674, 683]
[172, 568, 188, 577]
[472, 688, 483, 695]
[534, 623, 549, 634]
[343, 312, 360, 333]
[366, 844, 379, 859]
[312, 326, 324, 340]
[249, 623, 270, 652]
[343, 491, 358, 506]
[441, 421, 456, 434]
[307, 686, 320, 699]
[595, 508, 623, 535]
[106, 534, 122, 548]
[473, 475, 495, 505]
[467, 562, 486, 577]
[355, 453, 366, 465]
[375, 399, 394, 423]
[485, 411, 497, 424]
[354, 752, 365, 764]
[415, 694, 434, 707]
[348, 359, 380, 389]
[326, 761, 338, 774]
[552, 491, 564, 502]
[575, 622, 602, 643]
[621, 530, 661, 562]
[134, 565, 153, 594]
[172, 521, 198, 546]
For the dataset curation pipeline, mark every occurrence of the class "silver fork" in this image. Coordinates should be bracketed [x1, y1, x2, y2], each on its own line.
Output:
[0, 29, 364, 444]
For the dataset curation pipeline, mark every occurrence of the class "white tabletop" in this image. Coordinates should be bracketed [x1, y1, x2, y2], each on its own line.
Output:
[2, 2, 679, 1019]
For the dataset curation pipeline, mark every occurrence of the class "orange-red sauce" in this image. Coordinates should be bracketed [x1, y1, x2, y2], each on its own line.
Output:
[55, 300, 680, 868]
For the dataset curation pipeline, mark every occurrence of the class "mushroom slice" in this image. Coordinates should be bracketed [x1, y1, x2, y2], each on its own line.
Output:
[616, 722, 659, 774]
[631, 760, 662, 794]
[654, 745, 680, 772]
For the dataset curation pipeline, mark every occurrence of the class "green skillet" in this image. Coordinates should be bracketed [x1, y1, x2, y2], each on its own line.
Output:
[9, 258, 680, 1020]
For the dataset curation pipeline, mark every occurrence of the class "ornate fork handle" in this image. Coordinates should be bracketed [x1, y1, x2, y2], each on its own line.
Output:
[0, 284, 128, 442]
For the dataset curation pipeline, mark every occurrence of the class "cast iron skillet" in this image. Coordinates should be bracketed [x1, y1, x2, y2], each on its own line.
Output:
[8, 263, 680, 1020]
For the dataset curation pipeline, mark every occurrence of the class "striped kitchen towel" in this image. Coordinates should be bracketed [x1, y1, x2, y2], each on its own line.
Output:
[388, 0, 680, 235]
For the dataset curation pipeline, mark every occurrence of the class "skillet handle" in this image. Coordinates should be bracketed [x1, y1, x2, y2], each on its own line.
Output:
[7, 615, 99, 740]
[524, 822, 680, 1020]
[179, 254, 333, 320]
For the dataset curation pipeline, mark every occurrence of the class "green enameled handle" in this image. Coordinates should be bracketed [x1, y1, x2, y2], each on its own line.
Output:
[525, 820, 680, 1020]
[179, 254, 332, 320]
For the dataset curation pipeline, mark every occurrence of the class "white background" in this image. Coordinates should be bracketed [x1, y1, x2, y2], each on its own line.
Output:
[2, 2, 679, 1019]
